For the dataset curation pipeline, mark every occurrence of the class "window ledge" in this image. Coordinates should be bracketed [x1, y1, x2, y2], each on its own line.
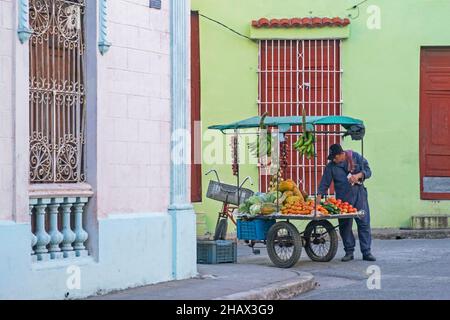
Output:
[29, 183, 94, 199]
[31, 256, 96, 271]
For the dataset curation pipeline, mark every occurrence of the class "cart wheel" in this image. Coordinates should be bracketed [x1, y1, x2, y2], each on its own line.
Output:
[266, 222, 302, 268]
[304, 220, 338, 262]
[214, 218, 228, 240]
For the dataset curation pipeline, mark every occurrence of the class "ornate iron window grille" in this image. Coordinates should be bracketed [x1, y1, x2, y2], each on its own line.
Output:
[29, 0, 86, 183]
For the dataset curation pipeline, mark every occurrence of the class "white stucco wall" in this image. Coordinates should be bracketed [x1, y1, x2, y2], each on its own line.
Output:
[0, 0, 14, 221]
[0, 0, 174, 220]
[0, 1, 196, 299]
[97, 0, 172, 217]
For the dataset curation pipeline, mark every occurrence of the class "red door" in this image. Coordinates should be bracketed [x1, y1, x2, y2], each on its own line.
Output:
[190, 11, 202, 202]
[420, 48, 450, 200]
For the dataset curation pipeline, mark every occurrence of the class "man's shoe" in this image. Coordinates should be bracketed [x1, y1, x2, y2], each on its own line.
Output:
[363, 254, 376, 261]
[341, 253, 354, 262]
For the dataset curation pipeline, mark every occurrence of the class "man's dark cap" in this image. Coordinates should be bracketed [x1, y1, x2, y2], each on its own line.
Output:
[328, 144, 344, 161]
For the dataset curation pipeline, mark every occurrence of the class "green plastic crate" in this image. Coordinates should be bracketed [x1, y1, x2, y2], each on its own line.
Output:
[197, 240, 237, 264]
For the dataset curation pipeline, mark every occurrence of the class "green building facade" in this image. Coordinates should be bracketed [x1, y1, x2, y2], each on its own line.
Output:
[191, 0, 450, 234]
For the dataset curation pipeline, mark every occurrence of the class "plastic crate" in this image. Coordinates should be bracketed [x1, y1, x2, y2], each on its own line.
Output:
[197, 240, 237, 264]
[237, 219, 275, 241]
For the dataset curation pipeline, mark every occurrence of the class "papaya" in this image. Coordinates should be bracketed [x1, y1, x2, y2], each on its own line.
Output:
[279, 180, 295, 192]
[283, 191, 294, 198]
[261, 203, 277, 215]
[285, 196, 303, 205]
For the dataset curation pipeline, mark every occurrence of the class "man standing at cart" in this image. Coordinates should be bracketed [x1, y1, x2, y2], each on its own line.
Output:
[316, 144, 376, 262]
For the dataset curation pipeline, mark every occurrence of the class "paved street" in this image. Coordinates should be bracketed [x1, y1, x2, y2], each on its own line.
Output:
[90, 238, 450, 300]
[239, 238, 450, 300]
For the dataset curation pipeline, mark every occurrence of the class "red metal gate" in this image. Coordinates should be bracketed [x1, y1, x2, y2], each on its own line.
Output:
[258, 39, 342, 195]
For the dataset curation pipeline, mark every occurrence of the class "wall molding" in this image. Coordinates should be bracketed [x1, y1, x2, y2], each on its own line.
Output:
[98, 0, 112, 55]
[17, 0, 33, 44]
[250, 26, 350, 40]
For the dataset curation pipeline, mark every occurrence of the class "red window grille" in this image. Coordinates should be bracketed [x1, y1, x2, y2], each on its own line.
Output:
[258, 39, 342, 195]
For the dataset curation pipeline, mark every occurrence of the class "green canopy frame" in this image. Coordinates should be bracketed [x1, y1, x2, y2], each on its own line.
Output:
[208, 115, 363, 133]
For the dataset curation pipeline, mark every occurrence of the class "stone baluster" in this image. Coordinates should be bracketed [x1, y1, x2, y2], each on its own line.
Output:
[29, 199, 38, 262]
[61, 198, 76, 258]
[34, 199, 51, 261]
[73, 197, 89, 257]
[48, 198, 64, 259]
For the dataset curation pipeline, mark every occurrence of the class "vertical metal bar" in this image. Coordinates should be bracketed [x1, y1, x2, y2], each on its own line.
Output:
[290, 40, 293, 181]
[52, 92, 57, 182]
[258, 40, 261, 115]
[333, 39, 337, 149]
[297, 40, 309, 191]
[284, 39, 286, 118]
[278, 39, 280, 118]
[339, 40, 343, 116]
[297, 40, 302, 188]
[262, 40, 268, 192]
[308, 39, 311, 195]
[313, 130, 317, 217]
[46, 25, 50, 163]
[77, 7, 83, 182]
[40, 30, 44, 137]
[269, 39, 274, 191]
[327, 39, 330, 157]
[320, 40, 323, 181]
[314, 39, 317, 193]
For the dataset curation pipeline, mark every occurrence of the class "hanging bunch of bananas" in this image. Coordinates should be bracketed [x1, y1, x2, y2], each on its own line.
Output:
[248, 112, 272, 158]
[293, 132, 314, 159]
[293, 109, 315, 160]
[248, 135, 272, 158]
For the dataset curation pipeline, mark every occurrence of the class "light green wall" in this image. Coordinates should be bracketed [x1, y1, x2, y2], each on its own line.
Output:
[191, 0, 450, 234]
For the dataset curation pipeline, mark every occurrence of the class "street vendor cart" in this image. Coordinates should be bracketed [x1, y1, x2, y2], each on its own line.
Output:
[207, 114, 366, 268]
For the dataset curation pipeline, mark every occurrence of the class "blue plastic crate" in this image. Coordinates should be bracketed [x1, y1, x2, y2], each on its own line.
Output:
[197, 240, 237, 264]
[237, 219, 275, 241]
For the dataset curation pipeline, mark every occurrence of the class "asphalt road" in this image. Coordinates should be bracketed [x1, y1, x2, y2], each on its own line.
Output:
[239, 239, 450, 300]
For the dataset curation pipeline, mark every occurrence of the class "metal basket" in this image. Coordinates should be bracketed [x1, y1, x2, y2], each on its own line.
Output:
[206, 180, 254, 206]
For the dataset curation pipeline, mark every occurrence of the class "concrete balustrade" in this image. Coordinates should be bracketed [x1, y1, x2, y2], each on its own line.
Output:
[29, 197, 90, 262]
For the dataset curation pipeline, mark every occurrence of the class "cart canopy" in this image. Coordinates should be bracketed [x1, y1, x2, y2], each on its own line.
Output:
[208, 115, 363, 133]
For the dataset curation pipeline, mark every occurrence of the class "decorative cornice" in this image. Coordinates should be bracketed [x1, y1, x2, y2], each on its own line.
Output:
[98, 0, 112, 55]
[17, 0, 33, 44]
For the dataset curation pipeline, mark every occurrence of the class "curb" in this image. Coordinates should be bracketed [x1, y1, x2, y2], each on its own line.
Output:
[365, 228, 450, 240]
[214, 272, 316, 300]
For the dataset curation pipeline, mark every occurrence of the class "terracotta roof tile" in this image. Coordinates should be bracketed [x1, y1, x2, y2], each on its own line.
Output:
[251, 17, 350, 28]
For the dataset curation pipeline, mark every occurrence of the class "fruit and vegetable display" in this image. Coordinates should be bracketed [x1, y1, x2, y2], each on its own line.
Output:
[238, 173, 359, 216]
[238, 191, 283, 216]
[322, 197, 358, 214]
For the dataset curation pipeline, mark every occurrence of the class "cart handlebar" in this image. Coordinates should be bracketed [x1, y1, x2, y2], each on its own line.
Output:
[206, 169, 253, 191]
[205, 169, 221, 184]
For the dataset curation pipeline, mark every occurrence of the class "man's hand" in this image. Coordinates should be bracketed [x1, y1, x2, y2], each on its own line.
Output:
[348, 172, 364, 184]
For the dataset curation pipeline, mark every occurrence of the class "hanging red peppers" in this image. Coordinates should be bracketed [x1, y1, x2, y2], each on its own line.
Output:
[280, 139, 288, 179]
[231, 134, 239, 176]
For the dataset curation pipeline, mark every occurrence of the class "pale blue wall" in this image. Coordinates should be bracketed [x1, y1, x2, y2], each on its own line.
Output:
[0, 214, 176, 299]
